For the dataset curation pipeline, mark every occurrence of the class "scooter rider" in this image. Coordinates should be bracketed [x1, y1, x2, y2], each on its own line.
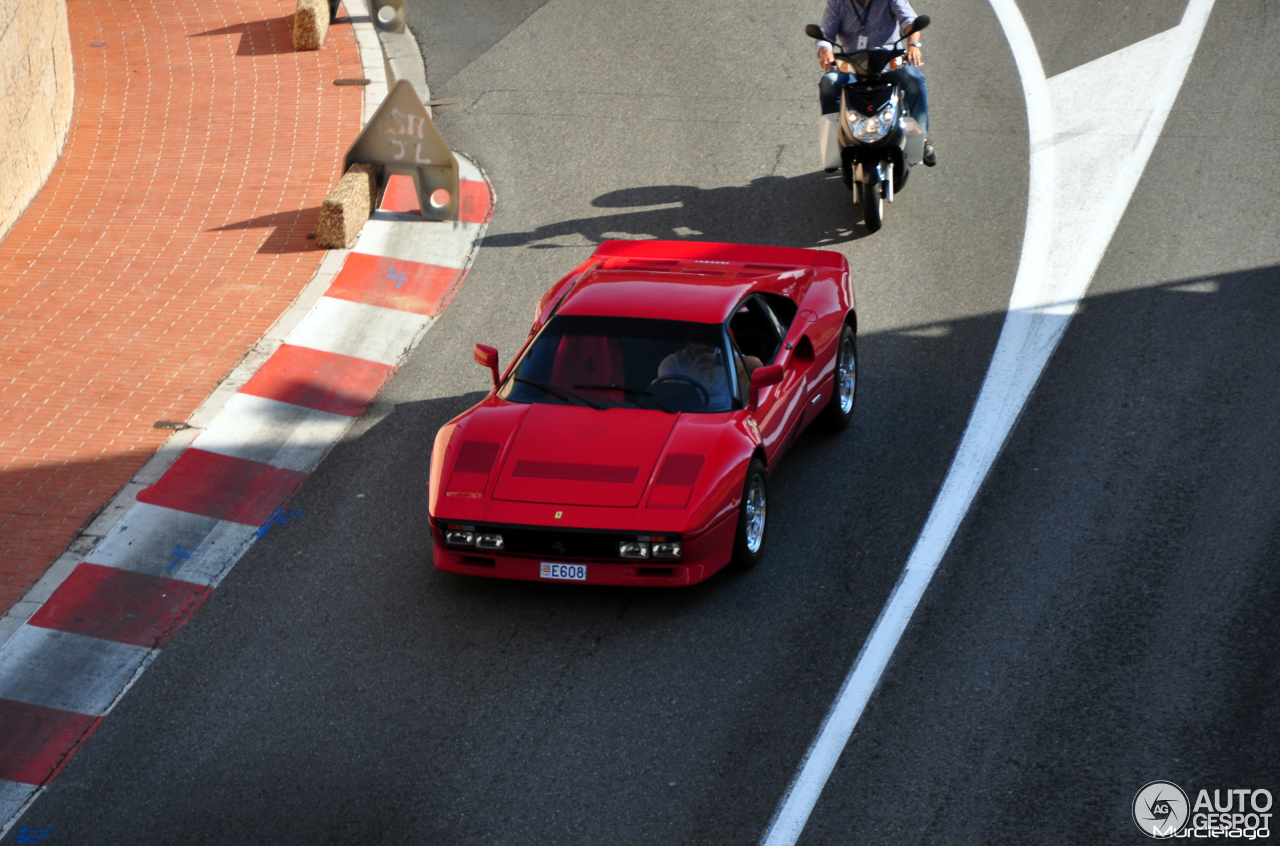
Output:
[816, 0, 936, 166]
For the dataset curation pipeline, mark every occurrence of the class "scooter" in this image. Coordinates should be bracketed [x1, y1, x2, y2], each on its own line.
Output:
[806, 17, 931, 232]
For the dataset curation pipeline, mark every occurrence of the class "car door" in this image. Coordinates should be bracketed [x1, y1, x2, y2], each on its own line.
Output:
[731, 295, 803, 465]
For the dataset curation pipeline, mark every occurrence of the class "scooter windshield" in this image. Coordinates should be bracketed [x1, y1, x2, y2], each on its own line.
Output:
[834, 48, 903, 77]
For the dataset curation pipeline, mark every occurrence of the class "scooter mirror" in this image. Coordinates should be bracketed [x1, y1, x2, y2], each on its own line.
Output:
[804, 24, 825, 40]
[905, 14, 930, 35]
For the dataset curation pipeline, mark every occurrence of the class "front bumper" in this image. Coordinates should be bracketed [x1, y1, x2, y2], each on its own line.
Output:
[429, 512, 738, 587]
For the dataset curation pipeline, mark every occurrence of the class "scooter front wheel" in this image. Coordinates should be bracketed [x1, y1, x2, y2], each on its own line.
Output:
[859, 180, 884, 232]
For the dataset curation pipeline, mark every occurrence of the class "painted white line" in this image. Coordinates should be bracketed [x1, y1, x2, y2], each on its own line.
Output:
[759, 2, 1216, 844]
[192, 393, 353, 473]
[0, 783, 37, 836]
[85, 503, 258, 587]
[456, 156, 484, 183]
[285, 296, 434, 365]
[354, 218, 483, 267]
[0, 627, 151, 716]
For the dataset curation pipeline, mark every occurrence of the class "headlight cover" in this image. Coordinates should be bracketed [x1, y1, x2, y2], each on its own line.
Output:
[848, 97, 898, 143]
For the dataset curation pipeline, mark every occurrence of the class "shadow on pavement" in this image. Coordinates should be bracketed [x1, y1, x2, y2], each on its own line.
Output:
[210, 208, 324, 254]
[0, 451, 154, 612]
[190, 16, 298, 57]
[482, 173, 870, 250]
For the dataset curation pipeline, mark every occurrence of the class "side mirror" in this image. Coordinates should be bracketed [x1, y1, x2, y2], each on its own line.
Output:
[904, 14, 930, 36]
[474, 343, 499, 388]
[804, 23, 826, 40]
[748, 364, 784, 411]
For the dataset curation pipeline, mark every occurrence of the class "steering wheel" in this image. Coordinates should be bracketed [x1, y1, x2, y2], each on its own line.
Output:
[650, 374, 711, 406]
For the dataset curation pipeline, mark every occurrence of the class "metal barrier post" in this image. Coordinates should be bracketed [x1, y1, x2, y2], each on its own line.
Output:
[342, 80, 460, 221]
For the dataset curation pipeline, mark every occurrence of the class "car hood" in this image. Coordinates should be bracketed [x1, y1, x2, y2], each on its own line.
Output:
[491, 403, 677, 508]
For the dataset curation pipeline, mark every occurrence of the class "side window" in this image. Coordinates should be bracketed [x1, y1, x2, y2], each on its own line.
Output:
[759, 293, 798, 336]
[730, 340, 751, 403]
[728, 296, 781, 365]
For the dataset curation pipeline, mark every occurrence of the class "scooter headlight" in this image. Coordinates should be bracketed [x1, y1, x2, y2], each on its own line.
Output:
[848, 99, 898, 143]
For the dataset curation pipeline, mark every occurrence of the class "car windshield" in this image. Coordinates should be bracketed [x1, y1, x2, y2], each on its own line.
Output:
[498, 315, 736, 413]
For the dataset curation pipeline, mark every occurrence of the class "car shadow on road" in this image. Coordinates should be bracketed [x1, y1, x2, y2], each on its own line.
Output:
[481, 172, 871, 250]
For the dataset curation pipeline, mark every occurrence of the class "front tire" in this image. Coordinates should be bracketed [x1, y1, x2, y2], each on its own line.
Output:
[860, 179, 884, 232]
[729, 458, 768, 570]
[816, 325, 857, 431]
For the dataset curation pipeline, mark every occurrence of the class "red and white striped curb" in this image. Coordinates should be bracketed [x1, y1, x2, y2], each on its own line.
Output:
[0, 152, 493, 831]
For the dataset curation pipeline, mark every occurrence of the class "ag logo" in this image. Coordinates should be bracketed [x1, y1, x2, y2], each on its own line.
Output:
[1133, 781, 1190, 838]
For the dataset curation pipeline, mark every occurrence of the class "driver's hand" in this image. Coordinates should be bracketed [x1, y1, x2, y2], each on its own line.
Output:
[906, 44, 922, 67]
[817, 47, 835, 71]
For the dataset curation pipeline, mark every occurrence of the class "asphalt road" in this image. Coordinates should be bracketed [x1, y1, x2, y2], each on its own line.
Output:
[9, 0, 1278, 844]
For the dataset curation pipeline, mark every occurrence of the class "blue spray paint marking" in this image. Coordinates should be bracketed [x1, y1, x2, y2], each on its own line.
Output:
[387, 266, 408, 288]
[256, 508, 303, 538]
[167, 543, 200, 572]
[16, 827, 54, 845]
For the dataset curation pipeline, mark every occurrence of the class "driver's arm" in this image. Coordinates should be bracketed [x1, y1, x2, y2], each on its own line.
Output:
[816, 0, 840, 70]
[891, 0, 923, 65]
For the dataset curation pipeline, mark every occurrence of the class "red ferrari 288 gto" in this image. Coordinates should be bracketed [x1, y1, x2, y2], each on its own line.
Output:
[428, 239, 855, 586]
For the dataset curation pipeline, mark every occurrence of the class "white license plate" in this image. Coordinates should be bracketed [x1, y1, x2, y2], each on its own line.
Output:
[540, 562, 587, 581]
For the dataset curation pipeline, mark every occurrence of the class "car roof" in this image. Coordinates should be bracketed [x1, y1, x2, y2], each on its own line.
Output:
[554, 268, 758, 324]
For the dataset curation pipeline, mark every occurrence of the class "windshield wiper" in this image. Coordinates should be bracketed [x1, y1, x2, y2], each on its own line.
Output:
[574, 383, 674, 414]
[514, 377, 603, 410]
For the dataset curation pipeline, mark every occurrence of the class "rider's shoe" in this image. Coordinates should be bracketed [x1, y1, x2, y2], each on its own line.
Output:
[922, 139, 937, 167]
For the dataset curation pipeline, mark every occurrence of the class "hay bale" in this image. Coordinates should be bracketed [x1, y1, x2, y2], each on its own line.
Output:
[316, 164, 376, 248]
[292, 0, 329, 51]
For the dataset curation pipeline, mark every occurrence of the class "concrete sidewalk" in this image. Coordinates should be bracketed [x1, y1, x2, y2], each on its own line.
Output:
[0, 0, 364, 615]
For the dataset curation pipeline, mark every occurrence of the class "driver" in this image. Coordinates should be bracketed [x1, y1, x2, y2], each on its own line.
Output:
[815, 0, 936, 167]
[658, 342, 761, 408]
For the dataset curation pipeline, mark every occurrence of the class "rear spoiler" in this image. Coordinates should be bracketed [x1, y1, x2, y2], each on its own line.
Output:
[590, 239, 847, 272]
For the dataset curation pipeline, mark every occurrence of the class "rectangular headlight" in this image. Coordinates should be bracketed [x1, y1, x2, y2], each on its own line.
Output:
[618, 541, 650, 559]
[651, 541, 682, 559]
[476, 534, 504, 551]
[445, 530, 476, 547]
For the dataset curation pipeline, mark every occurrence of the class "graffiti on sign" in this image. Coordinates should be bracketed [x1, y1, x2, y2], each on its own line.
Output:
[385, 110, 436, 163]
[343, 80, 459, 221]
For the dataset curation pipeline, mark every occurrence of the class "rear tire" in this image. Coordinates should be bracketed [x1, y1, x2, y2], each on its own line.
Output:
[816, 325, 856, 431]
[729, 458, 768, 570]
[861, 180, 884, 232]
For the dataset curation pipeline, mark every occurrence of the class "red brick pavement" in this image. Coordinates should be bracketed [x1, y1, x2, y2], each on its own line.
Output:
[0, 0, 364, 613]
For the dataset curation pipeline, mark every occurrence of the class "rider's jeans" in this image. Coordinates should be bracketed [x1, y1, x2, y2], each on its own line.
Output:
[819, 66, 929, 136]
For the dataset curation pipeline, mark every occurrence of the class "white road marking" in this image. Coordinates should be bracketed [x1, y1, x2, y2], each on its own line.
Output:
[192, 393, 353, 473]
[0, 627, 152, 716]
[285, 296, 434, 366]
[354, 218, 483, 268]
[0, 783, 36, 837]
[86, 503, 259, 587]
[456, 155, 485, 183]
[759, 1, 1217, 844]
